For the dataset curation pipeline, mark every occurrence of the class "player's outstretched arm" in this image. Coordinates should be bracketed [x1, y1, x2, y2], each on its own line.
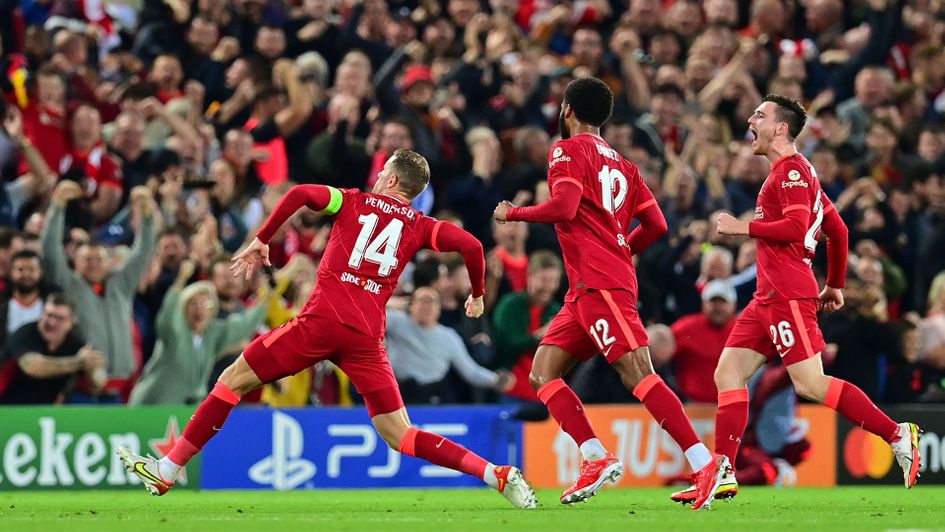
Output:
[718, 208, 808, 242]
[819, 201, 849, 313]
[496, 180, 582, 224]
[427, 221, 486, 317]
[233, 185, 342, 280]
[256, 184, 343, 243]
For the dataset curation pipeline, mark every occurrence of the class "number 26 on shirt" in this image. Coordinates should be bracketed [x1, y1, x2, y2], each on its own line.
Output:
[348, 213, 403, 276]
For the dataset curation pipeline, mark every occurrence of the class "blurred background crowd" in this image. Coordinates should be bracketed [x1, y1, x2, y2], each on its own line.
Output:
[0, 0, 944, 439]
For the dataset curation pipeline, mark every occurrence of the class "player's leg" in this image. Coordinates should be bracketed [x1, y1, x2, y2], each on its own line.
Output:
[787, 353, 921, 487]
[610, 346, 712, 469]
[714, 300, 774, 467]
[119, 318, 309, 495]
[529, 343, 602, 458]
[778, 298, 920, 488]
[344, 351, 537, 509]
[530, 341, 624, 504]
[713, 347, 768, 465]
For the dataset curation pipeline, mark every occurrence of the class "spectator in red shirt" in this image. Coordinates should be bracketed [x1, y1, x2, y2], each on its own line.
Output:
[148, 55, 185, 104]
[61, 104, 123, 225]
[669, 279, 738, 403]
[485, 219, 528, 311]
[19, 66, 69, 173]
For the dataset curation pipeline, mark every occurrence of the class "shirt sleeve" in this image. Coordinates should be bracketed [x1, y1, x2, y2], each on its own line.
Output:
[821, 198, 849, 288]
[256, 185, 344, 243]
[748, 161, 813, 243]
[626, 170, 667, 254]
[424, 219, 485, 298]
[506, 139, 582, 223]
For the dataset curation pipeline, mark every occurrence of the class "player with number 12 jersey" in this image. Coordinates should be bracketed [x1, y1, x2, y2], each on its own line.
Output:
[495, 78, 727, 510]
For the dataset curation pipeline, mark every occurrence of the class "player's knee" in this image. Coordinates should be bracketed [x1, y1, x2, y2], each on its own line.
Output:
[792, 377, 826, 402]
[714, 358, 742, 391]
[528, 371, 553, 392]
[379, 429, 401, 450]
[218, 360, 254, 396]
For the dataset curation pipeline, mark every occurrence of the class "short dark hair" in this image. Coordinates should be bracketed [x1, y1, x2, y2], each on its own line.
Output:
[762, 93, 807, 139]
[11, 249, 41, 264]
[46, 292, 76, 313]
[159, 227, 189, 241]
[528, 250, 562, 275]
[653, 83, 685, 102]
[390, 148, 430, 199]
[252, 84, 283, 107]
[564, 77, 614, 127]
[0, 227, 15, 249]
[869, 116, 898, 137]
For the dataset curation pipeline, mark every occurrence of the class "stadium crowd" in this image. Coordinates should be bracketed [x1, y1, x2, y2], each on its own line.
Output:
[0, 0, 944, 425]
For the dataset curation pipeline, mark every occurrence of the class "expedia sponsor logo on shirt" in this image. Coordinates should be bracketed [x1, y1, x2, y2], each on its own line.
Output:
[782, 175, 809, 189]
[549, 155, 571, 168]
[340, 272, 381, 294]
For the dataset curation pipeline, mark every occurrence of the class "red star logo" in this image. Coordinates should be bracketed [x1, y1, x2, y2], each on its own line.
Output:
[149, 417, 187, 484]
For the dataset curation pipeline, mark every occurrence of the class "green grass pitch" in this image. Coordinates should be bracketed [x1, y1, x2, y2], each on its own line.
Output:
[1, 487, 941, 531]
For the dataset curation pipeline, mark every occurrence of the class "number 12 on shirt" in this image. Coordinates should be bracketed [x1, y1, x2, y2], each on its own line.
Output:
[349, 213, 404, 276]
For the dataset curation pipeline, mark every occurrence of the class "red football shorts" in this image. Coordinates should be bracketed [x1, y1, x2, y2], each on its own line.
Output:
[725, 298, 826, 366]
[243, 314, 404, 417]
[541, 289, 649, 363]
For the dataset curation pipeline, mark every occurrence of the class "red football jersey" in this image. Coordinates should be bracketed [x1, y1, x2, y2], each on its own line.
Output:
[544, 133, 656, 302]
[299, 189, 446, 338]
[751, 153, 829, 303]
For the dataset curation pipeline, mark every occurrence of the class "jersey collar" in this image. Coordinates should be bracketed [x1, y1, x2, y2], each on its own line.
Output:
[384, 192, 409, 205]
[770, 152, 800, 172]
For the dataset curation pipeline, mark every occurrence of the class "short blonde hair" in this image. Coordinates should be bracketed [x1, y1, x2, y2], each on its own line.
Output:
[391, 149, 430, 199]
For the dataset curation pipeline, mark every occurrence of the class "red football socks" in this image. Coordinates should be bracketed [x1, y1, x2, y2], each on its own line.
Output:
[398, 427, 489, 479]
[824, 377, 900, 443]
[633, 374, 701, 451]
[167, 382, 242, 467]
[714, 388, 750, 465]
[537, 379, 597, 447]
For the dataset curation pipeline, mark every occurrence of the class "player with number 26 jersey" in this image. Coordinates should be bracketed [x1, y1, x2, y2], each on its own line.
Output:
[751, 153, 834, 304]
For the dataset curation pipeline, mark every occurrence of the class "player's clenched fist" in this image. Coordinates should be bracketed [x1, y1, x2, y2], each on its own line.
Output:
[493, 200, 514, 223]
[465, 294, 484, 318]
[818, 286, 844, 313]
[716, 212, 748, 236]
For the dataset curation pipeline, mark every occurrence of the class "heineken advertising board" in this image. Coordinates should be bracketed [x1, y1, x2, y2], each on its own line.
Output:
[0, 407, 198, 490]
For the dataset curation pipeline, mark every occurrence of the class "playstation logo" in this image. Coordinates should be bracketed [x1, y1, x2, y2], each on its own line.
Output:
[249, 412, 316, 490]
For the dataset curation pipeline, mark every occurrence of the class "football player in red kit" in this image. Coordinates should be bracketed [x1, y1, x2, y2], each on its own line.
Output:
[119, 149, 537, 509]
[494, 77, 728, 510]
[672, 94, 921, 504]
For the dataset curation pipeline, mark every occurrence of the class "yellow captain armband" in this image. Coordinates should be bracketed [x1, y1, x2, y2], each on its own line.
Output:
[319, 186, 344, 215]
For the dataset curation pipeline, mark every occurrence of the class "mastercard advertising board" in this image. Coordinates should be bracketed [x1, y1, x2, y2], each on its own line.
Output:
[837, 405, 945, 485]
[523, 404, 837, 487]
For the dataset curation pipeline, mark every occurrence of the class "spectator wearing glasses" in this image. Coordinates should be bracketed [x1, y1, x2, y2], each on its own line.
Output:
[0, 292, 106, 404]
[129, 259, 273, 405]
